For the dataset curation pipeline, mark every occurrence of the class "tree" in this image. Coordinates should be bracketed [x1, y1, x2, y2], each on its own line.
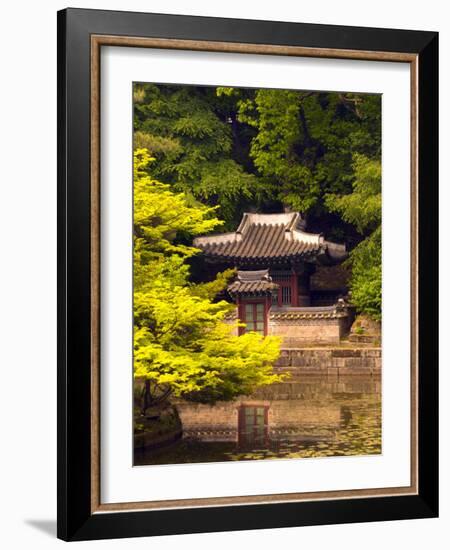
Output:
[232, 88, 380, 208]
[325, 155, 382, 320]
[133, 149, 282, 413]
[133, 84, 264, 229]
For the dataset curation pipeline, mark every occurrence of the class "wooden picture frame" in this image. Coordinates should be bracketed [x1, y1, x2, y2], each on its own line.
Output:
[57, 8, 438, 541]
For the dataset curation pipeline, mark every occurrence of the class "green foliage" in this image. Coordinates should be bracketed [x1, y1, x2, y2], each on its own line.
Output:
[326, 156, 382, 319]
[133, 149, 220, 262]
[134, 130, 182, 157]
[190, 268, 237, 300]
[234, 89, 381, 215]
[133, 84, 262, 228]
[133, 149, 282, 408]
[348, 230, 382, 321]
[325, 154, 381, 233]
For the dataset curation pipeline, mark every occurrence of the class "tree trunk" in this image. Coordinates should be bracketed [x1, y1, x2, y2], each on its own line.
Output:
[140, 379, 172, 416]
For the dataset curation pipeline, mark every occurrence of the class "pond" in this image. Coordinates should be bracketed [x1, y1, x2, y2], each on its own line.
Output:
[134, 373, 381, 466]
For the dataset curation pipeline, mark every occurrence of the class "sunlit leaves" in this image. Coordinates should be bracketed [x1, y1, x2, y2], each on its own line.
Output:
[234, 89, 381, 214]
[133, 149, 282, 405]
[326, 156, 382, 319]
[325, 154, 381, 234]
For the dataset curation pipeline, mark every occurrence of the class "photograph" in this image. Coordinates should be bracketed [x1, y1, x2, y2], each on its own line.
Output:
[132, 83, 382, 466]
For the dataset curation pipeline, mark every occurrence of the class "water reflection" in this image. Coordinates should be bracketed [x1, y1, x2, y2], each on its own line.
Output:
[134, 374, 381, 465]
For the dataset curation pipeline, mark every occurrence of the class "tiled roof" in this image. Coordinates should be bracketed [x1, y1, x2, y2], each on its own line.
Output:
[227, 269, 278, 296]
[270, 303, 349, 320]
[193, 212, 346, 265]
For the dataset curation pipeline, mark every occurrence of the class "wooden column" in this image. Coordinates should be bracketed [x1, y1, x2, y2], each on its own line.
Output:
[236, 296, 244, 335]
[264, 295, 271, 335]
[291, 270, 299, 306]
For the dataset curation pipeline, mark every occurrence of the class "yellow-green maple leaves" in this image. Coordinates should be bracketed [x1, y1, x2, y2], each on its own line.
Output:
[133, 149, 282, 405]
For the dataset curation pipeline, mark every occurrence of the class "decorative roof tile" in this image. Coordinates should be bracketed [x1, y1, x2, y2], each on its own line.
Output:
[227, 269, 278, 296]
[193, 212, 346, 264]
[269, 301, 350, 320]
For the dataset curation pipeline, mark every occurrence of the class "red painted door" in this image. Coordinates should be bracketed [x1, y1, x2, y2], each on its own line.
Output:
[242, 302, 265, 334]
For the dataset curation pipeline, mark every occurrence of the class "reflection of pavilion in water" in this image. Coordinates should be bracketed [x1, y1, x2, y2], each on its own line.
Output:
[176, 375, 381, 448]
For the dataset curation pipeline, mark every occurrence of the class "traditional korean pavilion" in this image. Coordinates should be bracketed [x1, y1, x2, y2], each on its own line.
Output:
[194, 212, 351, 345]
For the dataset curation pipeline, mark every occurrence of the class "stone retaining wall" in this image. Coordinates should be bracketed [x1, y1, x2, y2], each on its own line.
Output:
[226, 306, 354, 345]
[275, 347, 381, 375]
[269, 317, 346, 346]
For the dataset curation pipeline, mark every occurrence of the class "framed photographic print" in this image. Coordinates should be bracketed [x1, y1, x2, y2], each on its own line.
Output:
[57, 8, 438, 541]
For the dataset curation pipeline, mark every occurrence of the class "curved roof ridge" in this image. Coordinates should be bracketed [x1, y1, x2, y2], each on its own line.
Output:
[292, 228, 323, 245]
[237, 212, 300, 229]
[193, 211, 346, 264]
[237, 269, 270, 281]
[193, 231, 239, 247]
